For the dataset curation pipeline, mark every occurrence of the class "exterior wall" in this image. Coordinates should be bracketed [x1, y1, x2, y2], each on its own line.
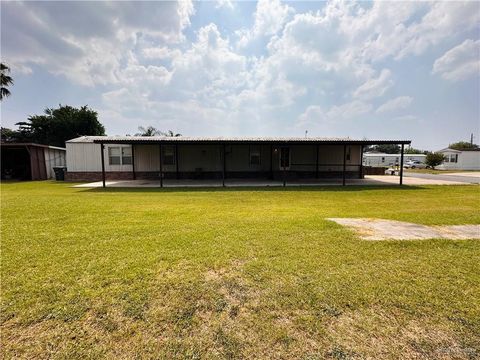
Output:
[66, 142, 364, 180]
[66, 143, 133, 172]
[437, 150, 480, 170]
[44, 147, 66, 179]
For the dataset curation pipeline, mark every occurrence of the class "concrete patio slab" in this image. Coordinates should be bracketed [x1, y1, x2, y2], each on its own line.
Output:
[327, 218, 480, 240]
[72, 174, 469, 188]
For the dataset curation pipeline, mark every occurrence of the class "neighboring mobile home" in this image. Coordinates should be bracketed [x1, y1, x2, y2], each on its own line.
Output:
[436, 148, 480, 170]
[1, 143, 66, 180]
[66, 136, 411, 186]
[363, 153, 426, 167]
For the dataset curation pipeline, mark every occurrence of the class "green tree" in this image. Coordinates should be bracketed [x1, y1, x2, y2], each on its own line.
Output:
[404, 146, 427, 154]
[449, 141, 479, 150]
[425, 152, 445, 169]
[371, 144, 401, 153]
[1, 63, 13, 100]
[15, 105, 105, 147]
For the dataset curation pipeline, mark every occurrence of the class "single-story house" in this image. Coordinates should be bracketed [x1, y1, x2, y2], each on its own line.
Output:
[1, 143, 66, 180]
[436, 148, 480, 170]
[66, 136, 411, 186]
[363, 153, 426, 167]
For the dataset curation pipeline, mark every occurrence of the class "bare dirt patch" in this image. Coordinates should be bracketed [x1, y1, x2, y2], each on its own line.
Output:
[328, 218, 480, 240]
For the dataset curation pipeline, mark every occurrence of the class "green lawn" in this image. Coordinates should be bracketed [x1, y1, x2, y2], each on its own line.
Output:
[1, 182, 479, 359]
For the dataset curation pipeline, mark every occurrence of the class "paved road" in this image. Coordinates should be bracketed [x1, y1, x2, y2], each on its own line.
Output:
[404, 172, 480, 184]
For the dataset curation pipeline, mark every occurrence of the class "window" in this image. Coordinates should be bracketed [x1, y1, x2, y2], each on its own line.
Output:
[249, 146, 261, 165]
[444, 155, 449, 163]
[346, 147, 351, 161]
[381, 157, 385, 163]
[108, 147, 121, 165]
[163, 146, 175, 165]
[451, 154, 458, 163]
[108, 146, 132, 165]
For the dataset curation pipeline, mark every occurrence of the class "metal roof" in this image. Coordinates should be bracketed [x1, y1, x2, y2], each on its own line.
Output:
[67, 135, 411, 145]
[0, 142, 66, 151]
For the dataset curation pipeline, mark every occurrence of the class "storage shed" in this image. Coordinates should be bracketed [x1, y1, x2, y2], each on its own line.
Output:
[1, 143, 66, 180]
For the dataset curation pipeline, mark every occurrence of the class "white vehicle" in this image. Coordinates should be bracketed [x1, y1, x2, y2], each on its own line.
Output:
[404, 160, 427, 169]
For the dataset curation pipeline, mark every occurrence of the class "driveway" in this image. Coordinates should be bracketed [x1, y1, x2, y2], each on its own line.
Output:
[405, 171, 480, 184]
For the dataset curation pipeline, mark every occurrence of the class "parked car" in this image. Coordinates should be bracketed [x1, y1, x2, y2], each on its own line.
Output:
[404, 160, 427, 169]
[385, 167, 397, 175]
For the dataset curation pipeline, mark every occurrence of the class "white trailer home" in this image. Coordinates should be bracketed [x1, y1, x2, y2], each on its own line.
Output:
[362, 153, 426, 167]
[65, 136, 411, 186]
[436, 148, 480, 170]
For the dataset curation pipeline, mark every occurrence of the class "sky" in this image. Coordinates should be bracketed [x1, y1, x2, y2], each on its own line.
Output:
[1, 0, 479, 150]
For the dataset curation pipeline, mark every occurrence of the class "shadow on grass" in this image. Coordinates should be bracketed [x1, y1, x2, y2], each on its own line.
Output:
[77, 184, 427, 193]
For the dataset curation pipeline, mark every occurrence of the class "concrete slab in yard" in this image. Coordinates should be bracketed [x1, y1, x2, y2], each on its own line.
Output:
[327, 218, 480, 240]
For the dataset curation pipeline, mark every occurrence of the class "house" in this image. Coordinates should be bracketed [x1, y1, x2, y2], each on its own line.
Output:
[363, 153, 426, 167]
[436, 148, 480, 170]
[65, 136, 411, 186]
[1, 143, 66, 180]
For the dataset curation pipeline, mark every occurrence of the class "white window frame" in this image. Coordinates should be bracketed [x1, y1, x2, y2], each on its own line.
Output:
[108, 146, 132, 166]
[163, 146, 176, 166]
[249, 146, 261, 166]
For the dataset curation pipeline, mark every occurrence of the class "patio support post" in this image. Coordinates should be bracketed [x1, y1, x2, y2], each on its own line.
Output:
[282, 151, 286, 187]
[222, 144, 226, 187]
[175, 144, 179, 180]
[132, 145, 136, 180]
[100, 143, 106, 188]
[270, 144, 273, 180]
[159, 143, 163, 188]
[315, 144, 319, 179]
[400, 143, 404, 185]
[342, 144, 347, 186]
[359, 145, 364, 179]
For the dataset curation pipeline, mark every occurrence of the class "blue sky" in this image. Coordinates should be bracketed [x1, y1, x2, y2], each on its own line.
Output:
[1, 0, 479, 150]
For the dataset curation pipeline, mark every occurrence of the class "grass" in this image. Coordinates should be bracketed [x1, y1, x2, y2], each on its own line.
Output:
[1, 181, 479, 359]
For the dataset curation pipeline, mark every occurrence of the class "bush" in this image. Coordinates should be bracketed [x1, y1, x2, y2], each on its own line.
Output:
[425, 152, 445, 169]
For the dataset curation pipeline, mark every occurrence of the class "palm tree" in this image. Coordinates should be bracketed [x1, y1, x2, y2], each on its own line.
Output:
[135, 126, 181, 137]
[1, 63, 13, 100]
[135, 126, 162, 136]
[162, 130, 182, 137]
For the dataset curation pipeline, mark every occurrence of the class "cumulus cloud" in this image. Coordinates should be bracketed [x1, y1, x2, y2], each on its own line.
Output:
[353, 69, 393, 100]
[376, 96, 413, 114]
[432, 39, 480, 82]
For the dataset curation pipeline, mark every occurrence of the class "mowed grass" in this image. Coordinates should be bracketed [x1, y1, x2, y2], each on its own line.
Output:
[1, 182, 479, 359]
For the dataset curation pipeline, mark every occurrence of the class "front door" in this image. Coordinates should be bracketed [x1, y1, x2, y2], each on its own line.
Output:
[280, 147, 290, 170]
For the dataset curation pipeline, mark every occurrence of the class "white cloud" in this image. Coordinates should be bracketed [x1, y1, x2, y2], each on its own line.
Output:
[432, 39, 480, 82]
[237, 0, 293, 47]
[353, 69, 393, 100]
[376, 96, 413, 114]
[215, 0, 234, 10]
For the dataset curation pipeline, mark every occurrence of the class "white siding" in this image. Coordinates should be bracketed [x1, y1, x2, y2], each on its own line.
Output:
[44, 148, 66, 178]
[66, 143, 133, 172]
[437, 150, 480, 170]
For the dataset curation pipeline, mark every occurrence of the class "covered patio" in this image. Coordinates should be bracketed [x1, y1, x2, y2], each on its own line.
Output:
[82, 137, 412, 188]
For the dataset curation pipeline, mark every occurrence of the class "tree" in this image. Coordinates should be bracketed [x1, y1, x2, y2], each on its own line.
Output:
[449, 141, 479, 150]
[1, 63, 13, 100]
[0, 127, 21, 142]
[135, 126, 162, 136]
[404, 146, 427, 154]
[370, 144, 401, 154]
[425, 152, 445, 169]
[135, 126, 181, 137]
[14, 105, 105, 147]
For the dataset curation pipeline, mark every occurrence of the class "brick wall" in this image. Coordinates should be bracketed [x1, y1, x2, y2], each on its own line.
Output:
[65, 172, 134, 181]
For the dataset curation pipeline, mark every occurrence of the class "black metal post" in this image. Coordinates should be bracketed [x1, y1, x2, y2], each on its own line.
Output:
[282, 148, 286, 187]
[270, 144, 273, 180]
[359, 145, 364, 179]
[100, 143, 106, 188]
[159, 143, 163, 188]
[132, 145, 136, 180]
[222, 144, 226, 187]
[175, 144, 179, 180]
[342, 144, 347, 186]
[400, 143, 404, 185]
[315, 144, 319, 179]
